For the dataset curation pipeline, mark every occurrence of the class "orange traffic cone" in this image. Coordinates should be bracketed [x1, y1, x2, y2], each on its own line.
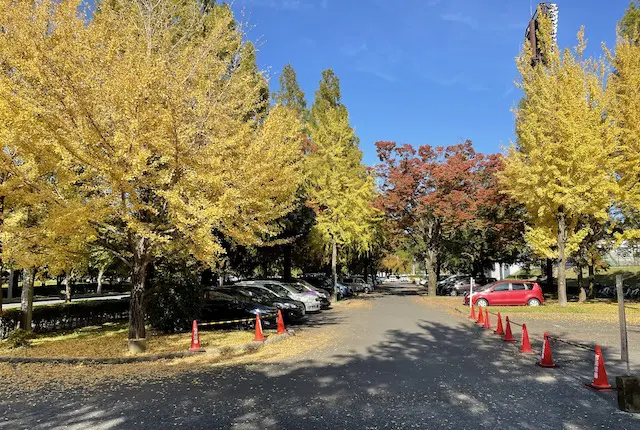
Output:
[276, 309, 287, 335]
[189, 320, 205, 352]
[483, 308, 491, 329]
[494, 312, 504, 335]
[476, 306, 485, 325]
[503, 316, 516, 342]
[469, 305, 476, 320]
[586, 345, 612, 390]
[537, 332, 557, 367]
[254, 314, 265, 342]
[521, 323, 534, 354]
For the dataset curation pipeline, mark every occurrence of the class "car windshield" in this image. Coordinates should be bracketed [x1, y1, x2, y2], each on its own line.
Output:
[205, 291, 236, 301]
[293, 280, 316, 290]
[285, 282, 306, 293]
[264, 283, 291, 297]
[244, 287, 277, 300]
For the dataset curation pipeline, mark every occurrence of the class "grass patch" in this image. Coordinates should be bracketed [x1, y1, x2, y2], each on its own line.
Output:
[454, 299, 640, 324]
[513, 266, 640, 286]
[0, 322, 262, 358]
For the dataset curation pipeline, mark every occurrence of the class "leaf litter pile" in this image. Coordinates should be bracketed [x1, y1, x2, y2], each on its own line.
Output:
[0, 325, 336, 396]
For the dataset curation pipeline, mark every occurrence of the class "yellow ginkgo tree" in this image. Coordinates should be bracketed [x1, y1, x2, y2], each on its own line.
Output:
[500, 14, 617, 306]
[306, 70, 379, 295]
[0, 0, 303, 348]
[607, 2, 640, 241]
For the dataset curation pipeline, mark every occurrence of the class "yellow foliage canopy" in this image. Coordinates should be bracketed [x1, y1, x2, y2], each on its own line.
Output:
[0, 0, 303, 270]
[500, 18, 617, 259]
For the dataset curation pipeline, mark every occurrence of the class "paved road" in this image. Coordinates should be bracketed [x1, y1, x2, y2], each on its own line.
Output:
[2, 284, 639, 429]
[2, 294, 129, 310]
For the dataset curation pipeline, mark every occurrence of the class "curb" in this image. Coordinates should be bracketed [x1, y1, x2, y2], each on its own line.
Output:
[0, 330, 294, 365]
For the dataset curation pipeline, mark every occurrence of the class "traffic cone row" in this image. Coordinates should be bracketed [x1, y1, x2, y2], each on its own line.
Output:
[189, 311, 288, 350]
[467, 307, 614, 391]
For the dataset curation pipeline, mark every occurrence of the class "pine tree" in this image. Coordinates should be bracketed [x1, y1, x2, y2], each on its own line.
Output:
[500, 13, 617, 306]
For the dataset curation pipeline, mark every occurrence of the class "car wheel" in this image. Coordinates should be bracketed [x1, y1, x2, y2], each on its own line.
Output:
[476, 298, 489, 307]
[450, 290, 458, 296]
[527, 298, 541, 307]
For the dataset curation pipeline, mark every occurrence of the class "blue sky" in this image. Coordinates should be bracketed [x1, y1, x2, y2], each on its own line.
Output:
[233, 0, 631, 165]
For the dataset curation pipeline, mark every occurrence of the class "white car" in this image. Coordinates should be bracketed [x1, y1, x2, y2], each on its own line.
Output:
[236, 280, 322, 313]
[399, 275, 410, 282]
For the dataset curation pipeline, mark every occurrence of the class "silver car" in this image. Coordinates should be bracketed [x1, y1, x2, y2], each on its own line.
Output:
[235, 280, 322, 313]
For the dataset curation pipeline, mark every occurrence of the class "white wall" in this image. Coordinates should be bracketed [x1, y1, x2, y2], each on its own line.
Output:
[488, 262, 522, 280]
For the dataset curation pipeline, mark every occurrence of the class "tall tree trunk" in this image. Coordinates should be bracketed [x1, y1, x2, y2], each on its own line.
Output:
[588, 263, 595, 299]
[283, 245, 292, 281]
[128, 236, 150, 350]
[64, 272, 72, 302]
[557, 210, 568, 306]
[426, 249, 437, 296]
[545, 258, 554, 294]
[97, 267, 105, 295]
[7, 268, 16, 299]
[499, 262, 504, 280]
[0, 265, 3, 312]
[577, 265, 586, 303]
[331, 238, 338, 301]
[435, 256, 441, 283]
[20, 268, 36, 331]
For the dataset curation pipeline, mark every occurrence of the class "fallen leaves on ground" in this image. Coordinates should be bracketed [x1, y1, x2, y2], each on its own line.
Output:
[0, 323, 256, 358]
[0, 327, 335, 395]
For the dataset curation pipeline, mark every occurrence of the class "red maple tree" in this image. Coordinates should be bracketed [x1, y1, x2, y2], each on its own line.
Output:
[376, 140, 510, 294]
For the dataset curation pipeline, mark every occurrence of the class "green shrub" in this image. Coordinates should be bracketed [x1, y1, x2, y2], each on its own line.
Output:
[146, 269, 203, 333]
[1, 299, 129, 339]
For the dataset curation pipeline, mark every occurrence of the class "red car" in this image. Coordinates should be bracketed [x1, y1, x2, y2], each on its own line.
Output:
[463, 280, 544, 307]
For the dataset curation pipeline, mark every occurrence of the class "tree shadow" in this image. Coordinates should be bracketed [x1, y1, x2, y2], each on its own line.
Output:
[2, 315, 635, 429]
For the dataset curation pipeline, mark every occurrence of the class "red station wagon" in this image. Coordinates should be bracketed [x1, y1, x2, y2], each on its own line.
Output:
[463, 280, 544, 307]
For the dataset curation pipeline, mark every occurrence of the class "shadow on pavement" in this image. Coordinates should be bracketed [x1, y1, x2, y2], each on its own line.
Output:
[2, 310, 635, 430]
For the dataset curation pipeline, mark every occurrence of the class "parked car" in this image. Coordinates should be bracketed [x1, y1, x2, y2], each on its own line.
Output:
[201, 289, 277, 325]
[302, 276, 353, 299]
[444, 277, 498, 296]
[287, 279, 331, 309]
[234, 280, 322, 313]
[398, 275, 410, 283]
[463, 280, 544, 307]
[436, 275, 470, 295]
[341, 276, 374, 293]
[216, 286, 305, 323]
